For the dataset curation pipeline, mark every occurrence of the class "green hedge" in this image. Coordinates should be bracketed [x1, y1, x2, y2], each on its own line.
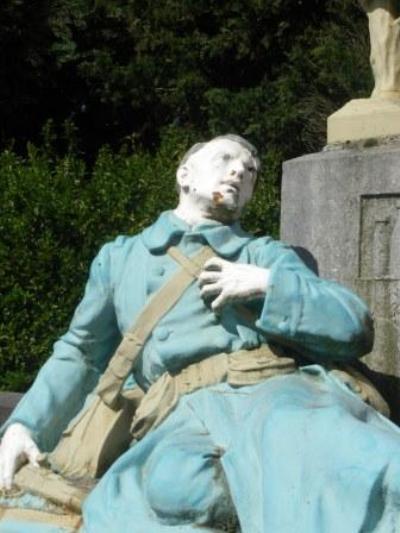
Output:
[0, 127, 279, 391]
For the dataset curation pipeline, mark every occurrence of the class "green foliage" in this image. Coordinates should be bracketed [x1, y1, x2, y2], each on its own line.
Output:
[0, 0, 372, 156]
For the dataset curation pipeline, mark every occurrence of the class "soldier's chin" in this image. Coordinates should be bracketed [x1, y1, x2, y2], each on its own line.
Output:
[210, 199, 241, 222]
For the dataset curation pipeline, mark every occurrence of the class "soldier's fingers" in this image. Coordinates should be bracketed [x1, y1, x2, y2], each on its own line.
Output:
[0, 457, 6, 490]
[203, 257, 226, 271]
[0, 472, 10, 491]
[198, 271, 221, 286]
[211, 290, 230, 311]
[25, 441, 40, 468]
[1, 454, 17, 490]
[200, 282, 222, 299]
[2, 475, 12, 490]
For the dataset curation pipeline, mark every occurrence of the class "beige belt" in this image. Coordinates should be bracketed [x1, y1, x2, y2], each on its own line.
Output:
[130, 344, 391, 440]
[0, 506, 82, 530]
[131, 344, 297, 440]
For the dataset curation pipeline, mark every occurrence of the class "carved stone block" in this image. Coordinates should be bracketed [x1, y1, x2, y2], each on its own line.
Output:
[281, 141, 400, 418]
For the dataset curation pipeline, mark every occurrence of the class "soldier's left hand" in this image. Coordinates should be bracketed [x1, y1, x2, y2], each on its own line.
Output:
[199, 257, 270, 311]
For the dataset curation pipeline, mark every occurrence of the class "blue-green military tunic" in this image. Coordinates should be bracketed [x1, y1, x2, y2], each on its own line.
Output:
[2, 211, 400, 533]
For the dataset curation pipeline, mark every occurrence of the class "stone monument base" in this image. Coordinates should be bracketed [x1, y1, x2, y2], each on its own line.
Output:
[327, 98, 400, 144]
[281, 139, 400, 419]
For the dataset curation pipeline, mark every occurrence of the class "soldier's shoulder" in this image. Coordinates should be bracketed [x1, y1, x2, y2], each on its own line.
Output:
[98, 233, 145, 264]
[244, 234, 297, 264]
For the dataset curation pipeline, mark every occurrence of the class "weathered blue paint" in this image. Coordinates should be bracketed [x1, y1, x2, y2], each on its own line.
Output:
[2, 211, 400, 532]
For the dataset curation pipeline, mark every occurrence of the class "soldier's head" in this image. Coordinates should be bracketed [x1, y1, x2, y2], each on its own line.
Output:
[176, 134, 260, 223]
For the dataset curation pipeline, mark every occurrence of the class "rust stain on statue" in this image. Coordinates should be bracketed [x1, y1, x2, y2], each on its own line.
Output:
[212, 191, 224, 205]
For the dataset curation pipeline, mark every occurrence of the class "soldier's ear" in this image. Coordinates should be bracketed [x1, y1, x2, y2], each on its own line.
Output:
[176, 164, 191, 193]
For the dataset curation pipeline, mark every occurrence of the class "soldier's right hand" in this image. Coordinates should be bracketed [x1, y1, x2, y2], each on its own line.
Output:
[0, 423, 40, 490]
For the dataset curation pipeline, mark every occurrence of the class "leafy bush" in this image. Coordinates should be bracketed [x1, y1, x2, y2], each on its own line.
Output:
[0, 0, 371, 156]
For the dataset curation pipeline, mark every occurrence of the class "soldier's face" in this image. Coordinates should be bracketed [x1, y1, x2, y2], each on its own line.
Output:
[179, 139, 258, 221]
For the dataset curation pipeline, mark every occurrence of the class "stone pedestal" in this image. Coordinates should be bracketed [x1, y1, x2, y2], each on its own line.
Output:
[328, 98, 400, 144]
[281, 140, 400, 419]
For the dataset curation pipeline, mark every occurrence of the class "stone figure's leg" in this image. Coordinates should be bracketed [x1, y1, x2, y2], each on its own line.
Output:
[82, 400, 236, 533]
[143, 429, 235, 528]
[218, 370, 400, 533]
[84, 370, 400, 533]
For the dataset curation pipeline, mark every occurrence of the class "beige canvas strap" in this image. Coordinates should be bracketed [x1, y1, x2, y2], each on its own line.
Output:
[13, 464, 89, 513]
[330, 366, 390, 417]
[0, 507, 82, 530]
[130, 341, 391, 441]
[97, 245, 215, 407]
[167, 245, 210, 276]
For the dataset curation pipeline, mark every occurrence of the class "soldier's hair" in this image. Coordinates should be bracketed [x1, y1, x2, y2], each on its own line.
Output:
[178, 134, 260, 172]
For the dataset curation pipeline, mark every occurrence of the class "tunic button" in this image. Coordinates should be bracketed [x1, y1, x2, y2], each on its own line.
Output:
[277, 318, 289, 334]
[155, 327, 170, 341]
[153, 266, 165, 276]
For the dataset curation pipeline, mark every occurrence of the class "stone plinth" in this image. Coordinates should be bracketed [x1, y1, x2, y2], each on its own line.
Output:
[328, 98, 400, 144]
[0, 392, 23, 426]
[281, 140, 400, 419]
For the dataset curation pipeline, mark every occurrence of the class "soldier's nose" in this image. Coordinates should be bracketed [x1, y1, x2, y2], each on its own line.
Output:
[230, 166, 244, 178]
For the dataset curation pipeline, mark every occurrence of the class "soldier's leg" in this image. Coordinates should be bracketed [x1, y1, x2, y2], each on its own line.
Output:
[82, 399, 237, 533]
[144, 428, 236, 528]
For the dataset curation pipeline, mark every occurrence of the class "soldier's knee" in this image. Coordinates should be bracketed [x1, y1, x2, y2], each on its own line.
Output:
[144, 443, 229, 525]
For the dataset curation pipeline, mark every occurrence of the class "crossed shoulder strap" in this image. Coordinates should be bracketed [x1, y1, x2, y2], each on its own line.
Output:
[96, 245, 215, 407]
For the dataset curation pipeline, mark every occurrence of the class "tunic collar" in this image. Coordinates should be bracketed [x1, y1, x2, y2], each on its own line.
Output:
[141, 210, 254, 258]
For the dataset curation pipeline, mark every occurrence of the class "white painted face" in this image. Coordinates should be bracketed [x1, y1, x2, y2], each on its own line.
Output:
[177, 138, 258, 222]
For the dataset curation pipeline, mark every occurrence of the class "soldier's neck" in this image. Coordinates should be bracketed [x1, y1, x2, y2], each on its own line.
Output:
[173, 204, 212, 227]
[174, 197, 238, 227]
